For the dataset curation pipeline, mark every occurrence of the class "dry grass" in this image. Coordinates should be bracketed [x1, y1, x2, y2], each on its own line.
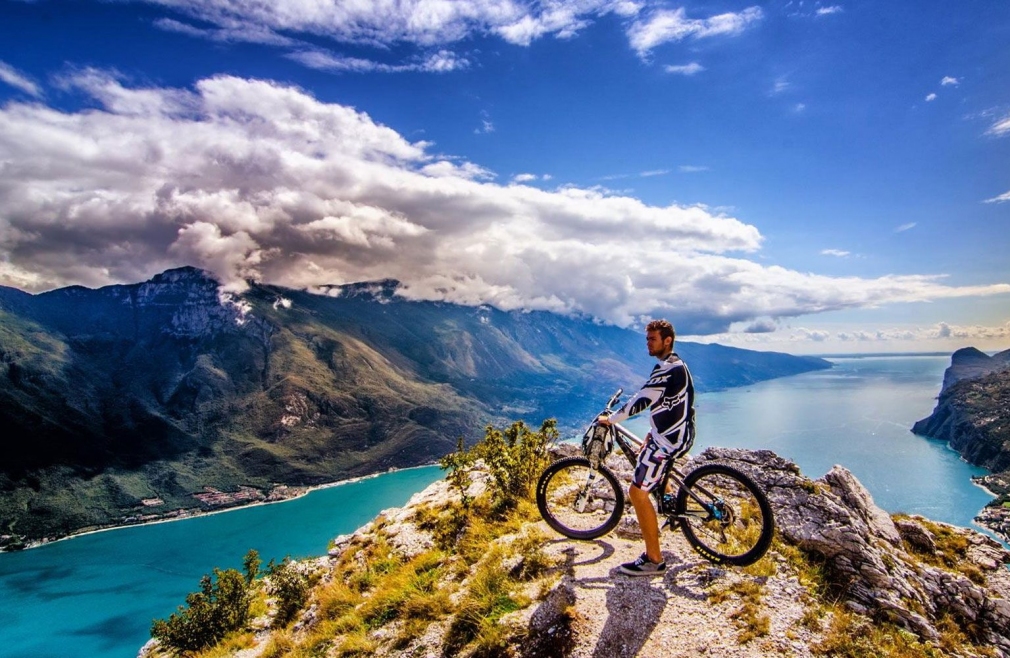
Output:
[707, 577, 770, 644]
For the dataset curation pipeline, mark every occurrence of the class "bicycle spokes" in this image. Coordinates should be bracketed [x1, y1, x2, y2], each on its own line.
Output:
[675, 465, 773, 565]
[536, 457, 625, 539]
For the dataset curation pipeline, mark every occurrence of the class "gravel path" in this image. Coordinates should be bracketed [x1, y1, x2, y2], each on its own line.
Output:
[539, 521, 823, 658]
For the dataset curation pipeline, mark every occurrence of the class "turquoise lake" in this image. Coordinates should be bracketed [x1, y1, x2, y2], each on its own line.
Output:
[0, 354, 998, 657]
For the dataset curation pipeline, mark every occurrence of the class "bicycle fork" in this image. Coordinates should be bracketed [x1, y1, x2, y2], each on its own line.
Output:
[573, 470, 599, 513]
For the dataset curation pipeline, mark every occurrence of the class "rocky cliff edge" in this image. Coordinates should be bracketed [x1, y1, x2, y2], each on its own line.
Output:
[141, 447, 1010, 658]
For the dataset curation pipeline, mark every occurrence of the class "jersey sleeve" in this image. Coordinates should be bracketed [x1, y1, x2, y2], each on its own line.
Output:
[608, 380, 663, 424]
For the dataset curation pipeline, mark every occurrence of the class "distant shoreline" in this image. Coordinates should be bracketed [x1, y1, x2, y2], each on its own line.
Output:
[0, 463, 442, 554]
[814, 352, 953, 359]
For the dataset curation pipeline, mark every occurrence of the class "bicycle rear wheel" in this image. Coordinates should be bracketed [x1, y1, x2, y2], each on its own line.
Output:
[675, 463, 774, 566]
[536, 457, 624, 540]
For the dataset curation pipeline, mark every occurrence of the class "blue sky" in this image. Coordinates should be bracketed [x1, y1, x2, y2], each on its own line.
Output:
[1, 0, 1008, 354]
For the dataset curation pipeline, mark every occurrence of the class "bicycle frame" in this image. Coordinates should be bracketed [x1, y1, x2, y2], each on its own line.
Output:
[596, 413, 729, 526]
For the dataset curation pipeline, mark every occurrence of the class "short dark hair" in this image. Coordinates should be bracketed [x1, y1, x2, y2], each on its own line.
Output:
[646, 319, 675, 342]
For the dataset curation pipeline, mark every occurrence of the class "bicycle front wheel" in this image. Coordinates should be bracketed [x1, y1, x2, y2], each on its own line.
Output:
[536, 457, 625, 540]
[675, 463, 774, 566]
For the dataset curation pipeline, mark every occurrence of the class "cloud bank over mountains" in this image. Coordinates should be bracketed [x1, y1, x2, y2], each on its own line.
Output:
[1, 72, 1008, 333]
[690, 320, 1010, 353]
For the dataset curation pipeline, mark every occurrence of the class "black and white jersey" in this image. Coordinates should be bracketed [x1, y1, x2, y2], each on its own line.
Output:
[608, 352, 695, 454]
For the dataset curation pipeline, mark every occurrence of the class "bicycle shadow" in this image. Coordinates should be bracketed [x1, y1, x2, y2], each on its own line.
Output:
[543, 538, 615, 570]
[549, 541, 714, 658]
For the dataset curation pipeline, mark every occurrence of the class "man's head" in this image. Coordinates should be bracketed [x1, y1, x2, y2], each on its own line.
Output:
[645, 319, 675, 358]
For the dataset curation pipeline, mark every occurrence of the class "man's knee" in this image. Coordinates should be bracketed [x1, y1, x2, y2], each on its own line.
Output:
[629, 484, 649, 501]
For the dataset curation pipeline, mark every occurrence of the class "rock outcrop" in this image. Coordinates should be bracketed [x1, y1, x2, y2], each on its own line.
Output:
[700, 448, 1010, 656]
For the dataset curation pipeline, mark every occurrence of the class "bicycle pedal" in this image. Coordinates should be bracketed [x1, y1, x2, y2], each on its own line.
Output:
[662, 517, 680, 531]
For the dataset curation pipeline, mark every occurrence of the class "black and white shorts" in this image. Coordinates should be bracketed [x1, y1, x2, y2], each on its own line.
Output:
[631, 430, 692, 492]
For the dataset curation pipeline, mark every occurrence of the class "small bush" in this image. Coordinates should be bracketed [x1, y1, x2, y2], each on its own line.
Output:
[441, 419, 557, 511]
[440, 435, 476, 509]
[150, 551, 258, 653]
[265, 557, 312, 628]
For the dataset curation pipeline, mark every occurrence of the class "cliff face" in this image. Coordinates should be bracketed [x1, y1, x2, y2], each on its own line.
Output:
[913, 351, 1010, 473]
[140, 448, 1010, 658]
[940, 346, 1010, 392]
[913, 347, 1010, 544]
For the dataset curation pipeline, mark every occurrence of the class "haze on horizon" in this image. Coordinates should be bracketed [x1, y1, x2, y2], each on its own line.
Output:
[0, 0, 1008, 355]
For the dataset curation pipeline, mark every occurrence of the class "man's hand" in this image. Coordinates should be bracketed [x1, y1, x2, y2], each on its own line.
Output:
[597, 415, 612, 426]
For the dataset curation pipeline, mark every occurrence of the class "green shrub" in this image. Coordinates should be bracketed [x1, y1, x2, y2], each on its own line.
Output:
[153, 570, 256, 654]
[150, 550, 259, 653]
[265, 557, 312, 628]
[443, 419, 556, 511]
[440, 435, 476, 510]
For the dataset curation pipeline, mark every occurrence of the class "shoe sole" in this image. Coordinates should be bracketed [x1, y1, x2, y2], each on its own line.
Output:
[618, 566, 666, 577]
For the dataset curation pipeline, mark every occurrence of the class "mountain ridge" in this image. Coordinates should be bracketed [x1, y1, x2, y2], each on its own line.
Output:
[0, 267, 830, 544]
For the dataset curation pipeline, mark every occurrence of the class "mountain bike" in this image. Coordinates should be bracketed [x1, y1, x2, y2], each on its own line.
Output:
[536, 389, 775, 567]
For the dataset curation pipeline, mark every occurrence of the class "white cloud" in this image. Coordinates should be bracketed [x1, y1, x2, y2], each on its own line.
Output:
[743, 318, 777, 333]
[771, 78, 790, 94]
[664, 62, 704, 76]
[287, 48, 468, 74]
[627, 6, 763, 57]
[816, 6, 843, 16]
[940, 76, 959, 86]
[821, 249, 850, 257]
[0, 61, 43, 98]
[1, 73, 1008, 334]
[984, 190, 1010, 204]
[678, 165, 709, 173]
[793, 103, 807, 113]
[510, 172, 551, 184]
[987, 114, 1010, 137]
[145, 0, 643, 49]
[925, 93, 937, 102]
[685, 320, 1010, 353]
[797, 327, 831, 342]
[895, 222, 917, 232]
[143, 2, 762, 72]
[154, 17, 297, 46]
[640, 169, 670, 177]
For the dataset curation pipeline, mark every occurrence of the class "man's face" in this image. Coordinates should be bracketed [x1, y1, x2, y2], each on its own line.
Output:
[646, 330, 671, 357]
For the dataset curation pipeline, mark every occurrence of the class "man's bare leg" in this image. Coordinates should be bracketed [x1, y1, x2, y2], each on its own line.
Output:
[629, 484, 663, 563]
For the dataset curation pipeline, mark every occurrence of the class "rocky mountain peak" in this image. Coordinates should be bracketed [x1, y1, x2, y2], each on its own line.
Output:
[942, 346, 1010, 392]
[147, 265, 218, 285]
[320, 278, 402, 302]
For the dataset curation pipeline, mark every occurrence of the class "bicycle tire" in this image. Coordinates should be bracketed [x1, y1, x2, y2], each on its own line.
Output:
[536, 457, 625, 540]
[674, 463, 774, 566]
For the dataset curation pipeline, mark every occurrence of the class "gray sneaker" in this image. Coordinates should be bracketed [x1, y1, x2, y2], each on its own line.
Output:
[619, 553, 666, 577]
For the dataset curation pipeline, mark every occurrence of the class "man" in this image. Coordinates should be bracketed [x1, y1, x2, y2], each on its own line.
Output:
[598, 318, 695, 576]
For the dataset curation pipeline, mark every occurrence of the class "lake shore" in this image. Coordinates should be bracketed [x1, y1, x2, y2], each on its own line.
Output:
[970, 477, 1010, 546]
[0, 462, 441, 554]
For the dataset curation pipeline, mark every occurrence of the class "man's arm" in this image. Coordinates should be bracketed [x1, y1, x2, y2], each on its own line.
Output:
[599, 382, 662, 426]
